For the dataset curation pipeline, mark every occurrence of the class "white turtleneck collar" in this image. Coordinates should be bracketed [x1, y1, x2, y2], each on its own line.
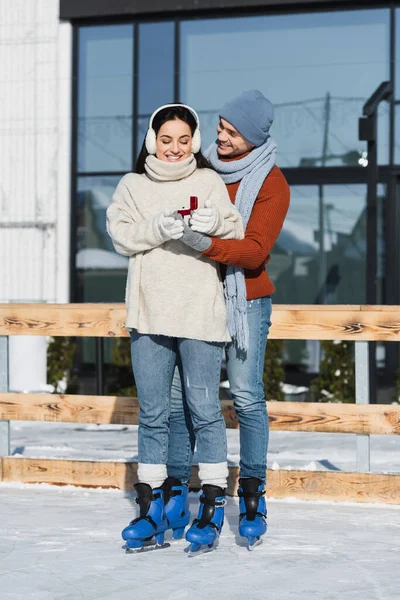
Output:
[145, 154, 197, 182]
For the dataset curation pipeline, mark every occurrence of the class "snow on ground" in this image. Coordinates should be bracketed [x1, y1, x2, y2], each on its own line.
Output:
[1, 484, 400, 600]
[8, 421, 400, 473]
[1, 423, 400, 598]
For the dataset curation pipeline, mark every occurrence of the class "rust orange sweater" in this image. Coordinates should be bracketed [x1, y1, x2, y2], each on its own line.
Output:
[203, 164, 290, 300]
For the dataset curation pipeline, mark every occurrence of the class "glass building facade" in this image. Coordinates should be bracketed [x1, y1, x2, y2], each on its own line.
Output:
[63, 1, 400, 396]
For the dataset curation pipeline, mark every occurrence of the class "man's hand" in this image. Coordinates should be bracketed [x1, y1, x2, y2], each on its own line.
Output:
[177, 214, 212, 252]
[157, 210, 184, 240]
[190, 200, 220, 234]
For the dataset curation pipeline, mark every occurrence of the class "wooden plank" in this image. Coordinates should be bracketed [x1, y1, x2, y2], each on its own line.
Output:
[360, 305, 400, 312]
[0, 304, 127, 338]
[265, 470, 400, 505]
[270, 306, 400, 341]
[0, 393, 140, 425]
[267, 401, 400, 435]
[0, 303, 399, 341]
[1, 394, 400, 435]
[2, 458, 400, 504]
[0, 393, 236, 428]
[1, 457, 137, 490]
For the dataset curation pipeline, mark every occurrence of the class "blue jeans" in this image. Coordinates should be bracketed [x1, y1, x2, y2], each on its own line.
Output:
[130, 331, 227, 467]
[168, 296, 272, 484]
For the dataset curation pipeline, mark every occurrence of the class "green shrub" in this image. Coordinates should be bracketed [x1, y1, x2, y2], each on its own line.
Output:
[310, 340, 355, 403]
[47, 336, 77, 393]
[263, 339, 285, 401]
[395, 365, 400, 403]
[109, 337, 137, 397]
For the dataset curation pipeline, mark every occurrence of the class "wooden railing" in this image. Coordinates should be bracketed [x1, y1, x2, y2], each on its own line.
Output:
[0, 303, 399, 503]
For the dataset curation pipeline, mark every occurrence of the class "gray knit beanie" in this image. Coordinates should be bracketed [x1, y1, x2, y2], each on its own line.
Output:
[219, 89, 274, 147]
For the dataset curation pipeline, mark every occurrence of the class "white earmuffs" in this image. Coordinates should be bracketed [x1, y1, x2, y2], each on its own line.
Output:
[145, 103, 201, 155]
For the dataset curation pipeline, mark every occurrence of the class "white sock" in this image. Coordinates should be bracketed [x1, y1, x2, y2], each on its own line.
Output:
[198, 462, 228, 489]
[137, 463, 167, 489]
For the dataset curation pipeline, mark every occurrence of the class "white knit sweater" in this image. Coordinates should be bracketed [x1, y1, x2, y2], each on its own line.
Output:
[106, 155, 244, 342]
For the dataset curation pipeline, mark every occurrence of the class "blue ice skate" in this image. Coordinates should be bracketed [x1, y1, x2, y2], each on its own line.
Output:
[162, 477, 190, 541]
[185, 485, 226, 556]
[122, 483, 168, 552]
[238, 477, 267, 550]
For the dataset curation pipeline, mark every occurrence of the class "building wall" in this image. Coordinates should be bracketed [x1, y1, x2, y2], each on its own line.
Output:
[0, 0, 72, 304]
[59, 0, 374, 20]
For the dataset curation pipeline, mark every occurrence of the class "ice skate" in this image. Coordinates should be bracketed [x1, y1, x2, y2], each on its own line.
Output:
[122, 483, 168, 553]
[237, 477, 267, 550]
[162, 477, 190, 541]
[185, 485, 226, 556]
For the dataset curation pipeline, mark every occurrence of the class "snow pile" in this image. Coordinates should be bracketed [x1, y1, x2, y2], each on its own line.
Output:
[8, 421, 400, 473]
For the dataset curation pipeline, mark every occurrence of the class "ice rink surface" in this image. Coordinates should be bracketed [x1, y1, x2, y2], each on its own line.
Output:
[1, 484, 400, 600]
[1, 421, 400, 599]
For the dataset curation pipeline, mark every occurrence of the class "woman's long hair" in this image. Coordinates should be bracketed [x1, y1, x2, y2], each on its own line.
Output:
[135, 105, 210, 174]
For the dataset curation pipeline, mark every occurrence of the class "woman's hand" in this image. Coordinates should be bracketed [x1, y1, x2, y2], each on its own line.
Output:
[190, 200, 220, 234]
[157, 211, 184, 240]
[176, 215, 211, 252]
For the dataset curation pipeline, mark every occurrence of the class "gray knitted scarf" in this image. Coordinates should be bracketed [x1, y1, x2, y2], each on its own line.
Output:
[204, 137, 276, 351]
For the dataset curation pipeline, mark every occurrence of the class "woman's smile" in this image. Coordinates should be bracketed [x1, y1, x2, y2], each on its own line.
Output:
[165, 152, 184, 161]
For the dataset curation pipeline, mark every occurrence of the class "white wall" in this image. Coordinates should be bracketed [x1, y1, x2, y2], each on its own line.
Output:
[0, 1, 72, 391]
[0, 0, 72, 304]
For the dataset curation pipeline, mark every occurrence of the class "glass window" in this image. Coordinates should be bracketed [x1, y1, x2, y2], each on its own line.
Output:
[395, 109, 400, 163]
[272, 184, 369, 376]
[136, 116, 149, 156]
[138, 22, 175, 115]
[78, 25, 134, 173]
[394, 7, 400, 160]
[136, 22, 175, 156]
[396, 9, 400, 99]
[271, 184, 367, 305]
[76, 176, 127, 302]
[180, 10, 390, 165]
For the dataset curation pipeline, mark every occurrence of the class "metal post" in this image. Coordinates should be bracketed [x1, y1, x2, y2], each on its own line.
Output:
[355, 341, 371, 472]
[365, 118, 378, 403]
[359, 81, 393, 406]
[0, 336, 10, 456]
[318, 93, 330, 298]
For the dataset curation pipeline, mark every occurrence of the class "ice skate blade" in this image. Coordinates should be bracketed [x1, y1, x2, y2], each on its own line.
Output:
[125, 542, 171, 554]
[187, 538, 219, 557]
[247, 536, 262, 551]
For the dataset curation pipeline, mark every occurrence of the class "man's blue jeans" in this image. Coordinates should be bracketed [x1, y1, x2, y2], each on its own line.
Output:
[130, 331, 227, 468]
[168, 296, 272, 484]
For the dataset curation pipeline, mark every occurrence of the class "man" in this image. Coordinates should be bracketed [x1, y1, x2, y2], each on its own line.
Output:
[166, 90, 290, 549]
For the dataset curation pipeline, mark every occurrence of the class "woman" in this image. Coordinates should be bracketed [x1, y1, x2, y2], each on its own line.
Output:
[106, 104, 243, 553]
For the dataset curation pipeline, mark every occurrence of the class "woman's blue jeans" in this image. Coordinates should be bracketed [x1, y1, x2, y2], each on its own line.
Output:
[130, 331, 227, 468]
[167, 296, 272, 484]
